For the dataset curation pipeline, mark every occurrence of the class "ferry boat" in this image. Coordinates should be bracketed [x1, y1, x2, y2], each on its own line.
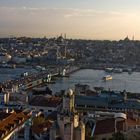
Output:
[105, 68, 113, 73]
[113, 68, 123, 73]
[103, 75, 112, 81]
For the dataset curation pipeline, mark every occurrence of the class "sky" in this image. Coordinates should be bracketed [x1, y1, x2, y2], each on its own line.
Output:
[0, 0, 140, 40]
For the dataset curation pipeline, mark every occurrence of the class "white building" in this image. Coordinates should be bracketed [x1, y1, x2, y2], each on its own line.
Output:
[0, 92, 9, 105]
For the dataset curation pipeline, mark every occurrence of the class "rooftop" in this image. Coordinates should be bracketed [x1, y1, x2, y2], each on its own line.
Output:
[32, 121, 52, 136]
[94, 118, 124, 135]
[110, 100, 140, 110]
[75, 95, 108, 107]
[0, 110, 30, 140]
[29, 96, 62, 107]
[75, 95, 140, 110]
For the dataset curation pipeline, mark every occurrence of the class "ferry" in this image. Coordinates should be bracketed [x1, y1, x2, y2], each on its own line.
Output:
[105, 68, 113, 73]
[113, 68, 123, 73]
[103, 75, 112, 81]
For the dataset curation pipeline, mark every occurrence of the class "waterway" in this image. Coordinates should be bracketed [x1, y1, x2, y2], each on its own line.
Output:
[0, 68, 140, 93]
[48, 69, 140, 93]
[0, 68, 37, 82]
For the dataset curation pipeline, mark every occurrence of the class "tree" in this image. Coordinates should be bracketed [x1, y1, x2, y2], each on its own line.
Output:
[32, 116, 45, 126]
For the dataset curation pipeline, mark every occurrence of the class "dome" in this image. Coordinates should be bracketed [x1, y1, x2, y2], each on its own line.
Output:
[64, 89, 74, 97]
[68, 89, 73, 96]
[5, 54, 12, 59]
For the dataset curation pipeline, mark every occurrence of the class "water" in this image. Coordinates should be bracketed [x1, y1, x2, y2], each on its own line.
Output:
[0, 68, 140, 93]
[0, 68, 37, 82]
[48, 69, 140, 93]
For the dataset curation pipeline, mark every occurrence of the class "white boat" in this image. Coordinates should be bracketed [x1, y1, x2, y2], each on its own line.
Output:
[113, 68, 123, 73]
[105, 68, 113, 73]
[103, 75, 112, 81]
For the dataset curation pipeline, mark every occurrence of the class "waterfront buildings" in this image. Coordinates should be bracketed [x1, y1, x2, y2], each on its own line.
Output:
[75, 86, 140, 114]
[1, 36, 140, 69]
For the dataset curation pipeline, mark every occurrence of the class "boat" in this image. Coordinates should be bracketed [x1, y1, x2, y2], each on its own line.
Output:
[103, 75, 112, 81]
[105, 68, 113, 73]
[113, 68, 123, 73]
[128, 69, 133, 75]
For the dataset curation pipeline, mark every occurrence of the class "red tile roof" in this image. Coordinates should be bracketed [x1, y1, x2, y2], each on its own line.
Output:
[94, 118, 124, 135]
[0, 111, 30, 140]
[126, 118, 138, 125]
[94, 118, 115, 135]
[0, 112, 11, 121]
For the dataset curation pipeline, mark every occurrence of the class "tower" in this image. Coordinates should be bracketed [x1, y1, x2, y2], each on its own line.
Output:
[50, 89, 85, 140]
[74, 122, 85, 140]
[132, 35, 134, 41]
[57, 89, 78, 140]
[64, 34, 67, 58]
[62, 89, 74, 112]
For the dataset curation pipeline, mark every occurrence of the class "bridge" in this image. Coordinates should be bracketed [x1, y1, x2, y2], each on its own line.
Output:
[1, 66, 80, 92]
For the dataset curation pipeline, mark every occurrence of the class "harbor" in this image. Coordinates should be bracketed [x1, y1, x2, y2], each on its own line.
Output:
[48, 69, 140, 94]
[1, 66, 140, 94]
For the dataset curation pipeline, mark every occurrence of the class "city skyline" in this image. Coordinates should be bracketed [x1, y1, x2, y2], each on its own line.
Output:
[1, 0, 140, 40]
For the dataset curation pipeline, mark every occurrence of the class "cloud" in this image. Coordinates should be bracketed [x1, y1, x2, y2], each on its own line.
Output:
[0, 6, 140, 39]
[63, 9, 127, 19]
[0, 6, 127, 18]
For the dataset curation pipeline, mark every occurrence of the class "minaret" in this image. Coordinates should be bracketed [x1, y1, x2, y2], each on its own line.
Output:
[64, 34, 67, 58]
[62, 89, 74, 112]
[57, 89, 77, 140]
[123, 90, 127, 103]
[132, 35, 134, 41]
